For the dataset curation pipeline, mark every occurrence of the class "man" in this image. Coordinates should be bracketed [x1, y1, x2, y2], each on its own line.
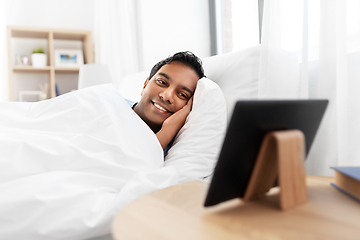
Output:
[132, 51, 205, 150]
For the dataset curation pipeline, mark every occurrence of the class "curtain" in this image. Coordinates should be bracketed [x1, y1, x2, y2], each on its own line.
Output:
[259, 0, 360, 176]
[93, 0, 141, 87]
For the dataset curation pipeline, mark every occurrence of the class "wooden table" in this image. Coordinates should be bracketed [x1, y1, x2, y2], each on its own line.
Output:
[112, 176, 360, 240]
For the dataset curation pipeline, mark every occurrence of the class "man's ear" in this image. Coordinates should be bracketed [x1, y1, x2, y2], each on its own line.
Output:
[141, 78, 150, 95]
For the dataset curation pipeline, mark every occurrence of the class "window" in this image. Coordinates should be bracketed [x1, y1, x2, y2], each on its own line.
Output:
[209, 0, 263, 55]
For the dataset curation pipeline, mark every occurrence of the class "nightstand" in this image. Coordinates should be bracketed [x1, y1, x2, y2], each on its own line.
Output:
[112, 176, 360, 240]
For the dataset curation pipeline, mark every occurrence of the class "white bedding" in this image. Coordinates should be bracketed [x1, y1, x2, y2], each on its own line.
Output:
[0, 84, 178, 240]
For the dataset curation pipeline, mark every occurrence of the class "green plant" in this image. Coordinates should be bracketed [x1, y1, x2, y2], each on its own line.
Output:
[32, 47, 45, 54]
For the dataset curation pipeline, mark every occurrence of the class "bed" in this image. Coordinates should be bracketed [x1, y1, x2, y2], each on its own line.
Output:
[0, 45, 300, 240]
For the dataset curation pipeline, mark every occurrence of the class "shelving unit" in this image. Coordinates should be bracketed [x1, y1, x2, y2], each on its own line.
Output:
[7, 26, 94, 101]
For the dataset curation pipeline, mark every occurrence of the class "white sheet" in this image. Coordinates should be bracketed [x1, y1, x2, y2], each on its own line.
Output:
[0, 84, 178, 240]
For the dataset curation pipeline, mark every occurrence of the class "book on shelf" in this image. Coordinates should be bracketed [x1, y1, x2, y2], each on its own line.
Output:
[55, 83, 60, 96]
[330, 166, 360, 202]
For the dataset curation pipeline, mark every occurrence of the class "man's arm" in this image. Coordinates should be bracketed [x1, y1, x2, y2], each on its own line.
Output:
[156, 97, 193, 149]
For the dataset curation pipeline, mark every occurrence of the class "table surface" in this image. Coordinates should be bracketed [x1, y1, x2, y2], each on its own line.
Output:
[112, 176, 360, 240]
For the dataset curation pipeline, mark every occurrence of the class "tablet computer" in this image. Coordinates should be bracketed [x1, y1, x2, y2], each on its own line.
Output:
[204, 99, 328, 207]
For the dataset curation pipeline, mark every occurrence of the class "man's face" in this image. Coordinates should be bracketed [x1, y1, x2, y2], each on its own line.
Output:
[134, 62, 199, 131]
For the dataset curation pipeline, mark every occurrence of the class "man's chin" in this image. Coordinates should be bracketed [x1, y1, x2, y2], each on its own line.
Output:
[145, 117, 165, 132]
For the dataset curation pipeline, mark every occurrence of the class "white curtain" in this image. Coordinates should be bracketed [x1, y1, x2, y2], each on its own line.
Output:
[93, 0, 141, 86]
[260, 0, 360, 176]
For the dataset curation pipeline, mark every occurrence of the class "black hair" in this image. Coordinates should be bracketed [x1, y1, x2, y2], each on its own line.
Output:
[148, 51, 205, 80]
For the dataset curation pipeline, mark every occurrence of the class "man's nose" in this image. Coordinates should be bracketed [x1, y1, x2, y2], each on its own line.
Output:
[160, 88, 174, 103]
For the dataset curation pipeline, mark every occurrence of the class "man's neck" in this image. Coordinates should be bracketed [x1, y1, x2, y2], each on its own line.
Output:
[133, 104, 161, 133]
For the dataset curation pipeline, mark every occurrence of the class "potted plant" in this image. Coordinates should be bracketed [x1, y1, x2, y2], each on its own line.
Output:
[31, 47, 47, 68]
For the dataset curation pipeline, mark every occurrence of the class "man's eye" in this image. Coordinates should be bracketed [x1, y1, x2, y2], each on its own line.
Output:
[179, 92, 188, 100]
[156, 79, 166, 86]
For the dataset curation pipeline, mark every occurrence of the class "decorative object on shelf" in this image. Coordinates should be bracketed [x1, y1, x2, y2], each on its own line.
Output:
[54, 49, 84, 67]
[39, 82, 49, 100]
[19, 55, 30, 66]
[18, 91, 44, 102]
[31, 47, 47, 68]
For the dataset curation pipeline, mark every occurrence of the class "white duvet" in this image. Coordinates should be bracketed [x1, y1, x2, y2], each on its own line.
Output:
[0, 84, 178, 240]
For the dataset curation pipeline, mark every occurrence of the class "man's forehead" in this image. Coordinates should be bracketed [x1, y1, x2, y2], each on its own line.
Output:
[155, 63, 198, 80]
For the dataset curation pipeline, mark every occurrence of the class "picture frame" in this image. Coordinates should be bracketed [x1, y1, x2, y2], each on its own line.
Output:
[18, 91, 45, 102]
[54, 49, 84, 67]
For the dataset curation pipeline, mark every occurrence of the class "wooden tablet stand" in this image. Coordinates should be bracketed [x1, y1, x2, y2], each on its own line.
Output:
[243, 130, 307, 210]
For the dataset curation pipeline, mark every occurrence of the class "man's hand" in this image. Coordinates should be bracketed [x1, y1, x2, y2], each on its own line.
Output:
[156, 97, 193, 150]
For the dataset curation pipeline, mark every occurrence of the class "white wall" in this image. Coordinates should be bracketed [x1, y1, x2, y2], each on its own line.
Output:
[138, 0, 211, 71]
[7, 0, 94, 30]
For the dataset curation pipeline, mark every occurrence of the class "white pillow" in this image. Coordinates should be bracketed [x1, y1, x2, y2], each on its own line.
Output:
[117, 71, 148, 103]
[202, 45, 260, 120]
[164, 78, 227, 183]
[202, 45, 300, 120]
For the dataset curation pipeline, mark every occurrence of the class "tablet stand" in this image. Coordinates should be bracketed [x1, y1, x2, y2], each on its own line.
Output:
[243, 130, 307, 210]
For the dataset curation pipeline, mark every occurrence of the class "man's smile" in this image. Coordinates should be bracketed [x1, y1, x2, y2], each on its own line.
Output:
[152, 101, 172, 113]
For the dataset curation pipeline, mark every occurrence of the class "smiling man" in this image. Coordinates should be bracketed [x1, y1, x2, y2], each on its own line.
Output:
[133, 51, 205, 151]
